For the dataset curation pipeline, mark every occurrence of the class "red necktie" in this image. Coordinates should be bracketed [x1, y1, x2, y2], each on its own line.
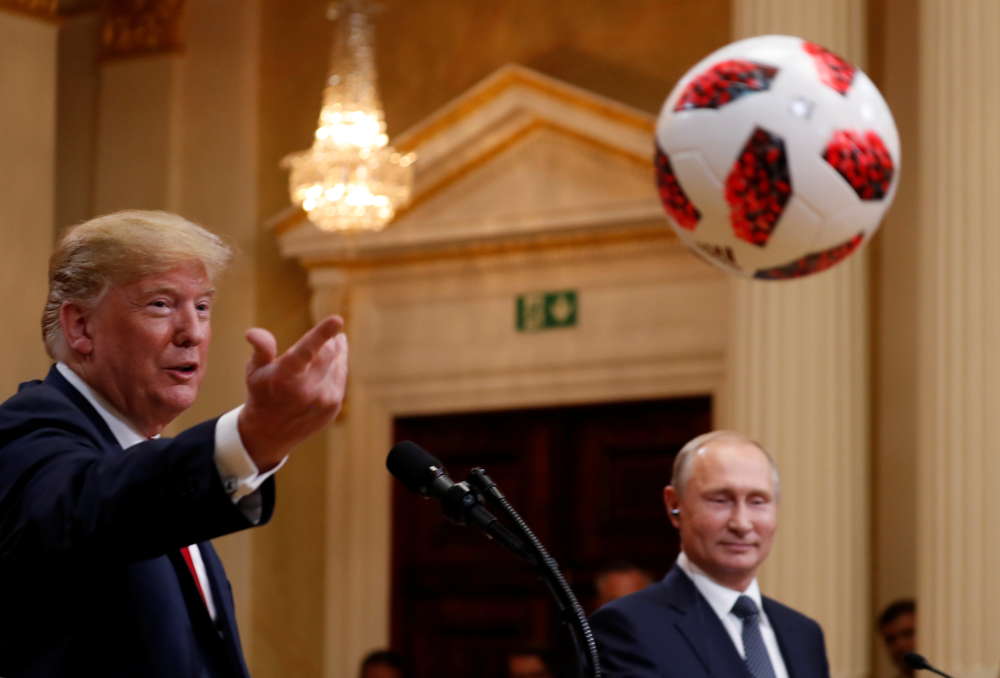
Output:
[180, 545, 210, 610]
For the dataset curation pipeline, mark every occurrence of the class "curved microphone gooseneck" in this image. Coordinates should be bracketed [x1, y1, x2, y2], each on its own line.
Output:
[904, 652, 955, 678]
[466, 467, 601, 678]
[386, 441, 601, 678]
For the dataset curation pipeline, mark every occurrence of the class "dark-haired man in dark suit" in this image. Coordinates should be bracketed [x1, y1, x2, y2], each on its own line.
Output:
[590, 430, 830, 678]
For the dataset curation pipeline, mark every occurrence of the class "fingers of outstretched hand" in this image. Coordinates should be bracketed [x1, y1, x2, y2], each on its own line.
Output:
[305, 334, 348, 409]
[245, 328, 278, 369]
[321, 334, 349, 403]
[240, 327, 348, 464]
[331, 334, 348, 390]
[288, 316, 344, 369]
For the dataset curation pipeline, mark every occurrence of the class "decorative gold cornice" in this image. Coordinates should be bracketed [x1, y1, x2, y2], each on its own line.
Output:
[0, 0, 60, 22]
[395, 118, 653, 222]
[299, 221, 676, 271]
[394, 66, 656, 154]
[101, 0, 185, 59]
[272, 206, 309, 237]
[274, 116, 654, 237]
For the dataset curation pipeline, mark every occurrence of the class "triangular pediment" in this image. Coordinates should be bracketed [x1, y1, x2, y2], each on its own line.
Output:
[276, 64, 669, 264]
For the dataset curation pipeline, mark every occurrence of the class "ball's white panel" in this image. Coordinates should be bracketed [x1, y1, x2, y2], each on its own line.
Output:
[669, 151, 753, 276]
[789, 144, 863, 219]
[822, 200, 888, 251]
[658, 109, 724, 156]
[751, 195, 824, 266]
[694, 97, 777, 184]
[670, 153, 735, 240]
[846, 73, 901, 158]
[670, 150, 724, 210]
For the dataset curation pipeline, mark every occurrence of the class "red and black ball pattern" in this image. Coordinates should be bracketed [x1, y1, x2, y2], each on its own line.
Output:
[754, 232, 864, 280]
[725, 128, 792, 247]
[824, 130, 894, 200]
[674, 60, 779, 112]
[655, 145, 701, 230]
[803, 41, 856, 96]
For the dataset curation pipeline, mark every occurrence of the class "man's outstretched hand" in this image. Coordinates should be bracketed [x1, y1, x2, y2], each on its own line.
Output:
[238, 315, 348, 471]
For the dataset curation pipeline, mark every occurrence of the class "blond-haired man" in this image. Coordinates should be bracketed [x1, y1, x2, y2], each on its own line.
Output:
[0, 211, 347, 677]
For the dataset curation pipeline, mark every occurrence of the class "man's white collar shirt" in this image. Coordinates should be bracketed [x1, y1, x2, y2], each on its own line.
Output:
[676, 551, 790, 678]
[55, 363, 284, 508]
[55, 362, 287, 622]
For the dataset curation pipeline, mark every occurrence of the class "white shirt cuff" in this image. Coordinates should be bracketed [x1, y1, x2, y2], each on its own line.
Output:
[214, 405, 287, 504]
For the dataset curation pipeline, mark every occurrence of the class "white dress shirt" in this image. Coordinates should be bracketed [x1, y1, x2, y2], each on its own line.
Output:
[676, 551, 790, 678]
[56, 362, 286, 622]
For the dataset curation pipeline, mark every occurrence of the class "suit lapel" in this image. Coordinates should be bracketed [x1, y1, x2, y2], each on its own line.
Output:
[763, 598, 803, 678]
[167, 548, 217, 630]
[199, 541, 249, 677]
[662, 566, 754, 678]
[40, 366, 242, 676]
[166, 546, 241, 677]
[44, 366, 120, 449]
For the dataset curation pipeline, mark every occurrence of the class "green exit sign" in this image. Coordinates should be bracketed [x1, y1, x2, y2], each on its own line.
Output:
[516, 290, 578, 332]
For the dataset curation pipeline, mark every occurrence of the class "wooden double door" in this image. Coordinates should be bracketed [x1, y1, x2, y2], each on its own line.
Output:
[391, 396, 712, 678]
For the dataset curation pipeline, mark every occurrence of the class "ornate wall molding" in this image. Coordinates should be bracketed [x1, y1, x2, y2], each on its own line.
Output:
[101, 0, 185, 59]
[0, 0, 59, 21]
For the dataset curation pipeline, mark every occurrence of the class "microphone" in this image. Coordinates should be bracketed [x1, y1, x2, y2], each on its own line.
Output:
[905, 653, 955, 678]
[387, 441, 531, 561]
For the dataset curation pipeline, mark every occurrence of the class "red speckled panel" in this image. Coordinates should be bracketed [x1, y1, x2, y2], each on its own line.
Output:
[803, 41, 856, 95]
[674, 60, 779, 111]
[754, 232, 865, 280]
[655, 145, 701, 230]
[823, 130, 894, 200]
[725, 128, 792, 247]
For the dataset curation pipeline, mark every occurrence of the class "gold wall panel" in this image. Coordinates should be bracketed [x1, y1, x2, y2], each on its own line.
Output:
[256, 3, 729, 677]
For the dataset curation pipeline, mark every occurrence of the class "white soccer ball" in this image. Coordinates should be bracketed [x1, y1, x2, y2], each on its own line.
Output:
[655, 35, 900, 279]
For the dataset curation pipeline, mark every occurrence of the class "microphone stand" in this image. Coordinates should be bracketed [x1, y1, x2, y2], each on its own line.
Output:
[465, 468, 601, 678]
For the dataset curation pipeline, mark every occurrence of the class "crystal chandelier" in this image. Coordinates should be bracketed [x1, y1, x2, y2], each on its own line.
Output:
[282, 0, 414, 233]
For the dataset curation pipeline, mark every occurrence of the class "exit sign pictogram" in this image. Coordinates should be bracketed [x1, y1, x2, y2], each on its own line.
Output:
[516, 290, 578, 332]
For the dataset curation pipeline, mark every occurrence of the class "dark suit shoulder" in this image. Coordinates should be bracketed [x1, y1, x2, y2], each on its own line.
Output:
[2, 377, 76, 420]
[595, 576, 680, 618]
[0, 378, 112, 474]
[590, 596, 668, 678]
[590, 569, 728, 678]
[0, 376, 105, 448]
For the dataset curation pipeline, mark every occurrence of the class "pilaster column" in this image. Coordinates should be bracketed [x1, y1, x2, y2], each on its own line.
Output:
[917, 3, 1000, 677]
[0, 7, 60, 395]
[724, 3, 870, 678]
[93, 0, 186, 214]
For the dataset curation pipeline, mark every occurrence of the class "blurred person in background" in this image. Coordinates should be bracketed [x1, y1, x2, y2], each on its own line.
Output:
[508, 645, 558, 678]
[878, 600, 916, 678]
[359, 649, 409, 678]
[594, 560, 654, 610]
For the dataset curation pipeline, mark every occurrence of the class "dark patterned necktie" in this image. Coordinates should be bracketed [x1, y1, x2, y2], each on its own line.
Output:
[731, 595, 777, 678]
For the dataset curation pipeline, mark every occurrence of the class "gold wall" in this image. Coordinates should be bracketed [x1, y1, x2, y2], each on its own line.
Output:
[254, 2, 729, 675]
[0, 1, 938, 677]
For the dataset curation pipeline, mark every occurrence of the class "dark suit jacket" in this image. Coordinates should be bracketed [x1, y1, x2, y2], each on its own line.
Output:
[0, 366, 276, 677]
[590, 565, 830, 678]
